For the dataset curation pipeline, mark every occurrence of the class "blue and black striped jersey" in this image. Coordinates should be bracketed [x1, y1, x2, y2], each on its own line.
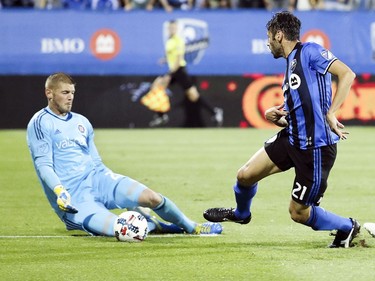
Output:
[282, 42, 339, 149]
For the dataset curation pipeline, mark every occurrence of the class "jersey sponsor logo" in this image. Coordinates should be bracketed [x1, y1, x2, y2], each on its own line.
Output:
[90, 29, 121, 61]
[163, 18, 209, 65]
[289, 74, 301, 90]
[55, 138, 86, 149]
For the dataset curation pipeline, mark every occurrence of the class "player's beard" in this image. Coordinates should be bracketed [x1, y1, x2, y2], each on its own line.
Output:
[271, 47, 283, 59]
[63, 103, 72, 113]
[269, 42, 283, 59]
[51, 101, 72, 116]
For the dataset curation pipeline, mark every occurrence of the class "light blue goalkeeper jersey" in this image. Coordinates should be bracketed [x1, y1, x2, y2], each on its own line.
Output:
[27, 107, 108, 210]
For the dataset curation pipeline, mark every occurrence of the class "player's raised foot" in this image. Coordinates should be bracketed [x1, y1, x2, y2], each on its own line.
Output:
[363, 222, 375, 238]
[194, 222, 223, 235]
[328, 218, 361, 248]
[203, 207, 251, 225]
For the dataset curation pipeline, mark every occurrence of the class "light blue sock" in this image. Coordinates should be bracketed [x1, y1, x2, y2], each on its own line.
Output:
[153, 195, 196, 233]
[233, 182, 258, 220]
[305, 206, 352, 232]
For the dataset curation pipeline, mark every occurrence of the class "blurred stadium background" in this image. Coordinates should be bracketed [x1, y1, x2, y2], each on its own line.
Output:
[1, 4, 374, 128]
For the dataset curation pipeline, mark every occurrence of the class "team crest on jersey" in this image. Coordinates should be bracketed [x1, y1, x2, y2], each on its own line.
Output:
[289, 73, 301, 90]
[290, 59, 297, 72]
[78, 124, 85, 134]
[163, 18, 209, 65]
[321, 50, 334, 60]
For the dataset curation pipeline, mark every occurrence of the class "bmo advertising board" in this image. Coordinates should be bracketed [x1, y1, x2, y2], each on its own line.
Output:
[0, 10, 374, 128]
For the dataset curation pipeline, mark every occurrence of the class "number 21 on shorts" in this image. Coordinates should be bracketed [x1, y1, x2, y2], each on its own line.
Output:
[292, 182, 307, 201]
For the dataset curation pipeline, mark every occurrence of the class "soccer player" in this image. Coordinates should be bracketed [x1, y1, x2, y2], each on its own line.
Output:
[204, 11, 359, 248]
[149, 19, 223, 128]
[26, 72, 222, 237]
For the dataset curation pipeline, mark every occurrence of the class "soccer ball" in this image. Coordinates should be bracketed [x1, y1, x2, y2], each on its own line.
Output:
[114, 211, 148, 242]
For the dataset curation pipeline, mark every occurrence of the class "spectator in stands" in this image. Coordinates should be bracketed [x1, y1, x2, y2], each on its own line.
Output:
[122, 0, 174, 11]
[237, 0, 267, 8]
[293, 0, 323, 10]
[365, 0, 375, 9]
[0, 0, 33, 7]
[156, 0, 192, 10]
[266, 0, 294, 10]
[323, 0, 358, 11]
[60, 0, 91, 9]
[122, 0, 154, 10]
[91, 0, 120, 9]
[34, 0, 63, 9]
[200, 0, 232, 9]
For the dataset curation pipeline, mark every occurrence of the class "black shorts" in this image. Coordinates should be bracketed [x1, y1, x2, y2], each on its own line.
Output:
[170, 67, 194, 90]
[264, 129, 337, 206]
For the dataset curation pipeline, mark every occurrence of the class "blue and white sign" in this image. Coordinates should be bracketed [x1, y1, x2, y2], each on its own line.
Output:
[0, 10, 374, 75]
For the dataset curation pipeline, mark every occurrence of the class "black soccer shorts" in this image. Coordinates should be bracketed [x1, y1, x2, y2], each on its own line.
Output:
[170, 67, 194, 90]
[264, 129, 337, 206]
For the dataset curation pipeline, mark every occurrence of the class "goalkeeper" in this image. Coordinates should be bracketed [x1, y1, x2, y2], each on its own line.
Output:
[26, 72, 222, 237]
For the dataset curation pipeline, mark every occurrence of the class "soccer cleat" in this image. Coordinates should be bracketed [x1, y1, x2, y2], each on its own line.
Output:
[328, 218, 361, 248]
[363, 222, 375, 238]
[149, 113, 169, 127]
[203, 207, 251, 225]
[212, 107, 223, 127]
[148, 216, 184, 234]
[194, 222, 223, 235]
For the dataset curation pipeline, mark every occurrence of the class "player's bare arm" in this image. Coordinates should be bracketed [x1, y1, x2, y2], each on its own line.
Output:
[327, 60, 356, 140]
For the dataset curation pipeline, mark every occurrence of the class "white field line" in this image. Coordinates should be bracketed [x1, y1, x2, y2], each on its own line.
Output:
[0, 234, 220, 239]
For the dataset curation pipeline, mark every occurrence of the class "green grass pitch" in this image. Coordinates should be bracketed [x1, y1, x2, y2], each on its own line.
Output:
[1, 127, 375, 280]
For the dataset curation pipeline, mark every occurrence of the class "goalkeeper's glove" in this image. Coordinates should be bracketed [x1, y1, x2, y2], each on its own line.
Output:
[54, 185, 78, 214]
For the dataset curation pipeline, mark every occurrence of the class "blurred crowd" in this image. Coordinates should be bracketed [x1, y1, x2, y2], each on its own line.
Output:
[0, 0, 374, 10]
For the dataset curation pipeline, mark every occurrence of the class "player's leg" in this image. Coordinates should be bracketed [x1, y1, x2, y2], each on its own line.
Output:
[110, 175, 221, 234]
[178, 67, 223, 126]
[82, 207, 118, 236]
[204, 131, 287, 223]
[94, 172, 181, 234]
[138, 188, 219, 234]
[185, 85, 223, 126]
[62, 198, 118, 236]
[289, 144, 360, 247]
[204, 146, 282, 223]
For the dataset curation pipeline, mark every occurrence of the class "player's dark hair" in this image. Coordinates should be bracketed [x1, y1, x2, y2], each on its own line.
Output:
[46, 72, 75, 89]
[266, 11, 301, 41]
